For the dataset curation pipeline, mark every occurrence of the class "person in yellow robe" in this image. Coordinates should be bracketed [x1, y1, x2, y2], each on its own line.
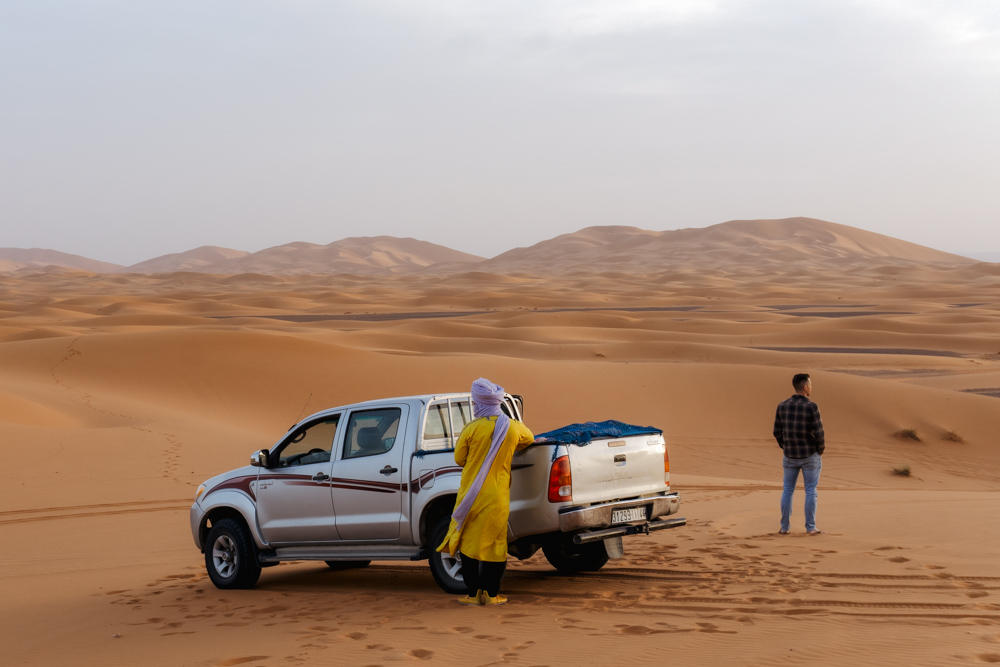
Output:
[437, 378, 534, 605]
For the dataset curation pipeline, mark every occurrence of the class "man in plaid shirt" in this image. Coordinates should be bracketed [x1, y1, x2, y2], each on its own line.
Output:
[773, 373, 825, 535]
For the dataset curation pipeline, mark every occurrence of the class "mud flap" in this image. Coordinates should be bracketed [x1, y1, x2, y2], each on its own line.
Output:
[604, 536, 624, 559]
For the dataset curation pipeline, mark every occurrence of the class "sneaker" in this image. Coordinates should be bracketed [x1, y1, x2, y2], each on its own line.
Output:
[806, 529, 825, 535]
[778, 529, 789, 535]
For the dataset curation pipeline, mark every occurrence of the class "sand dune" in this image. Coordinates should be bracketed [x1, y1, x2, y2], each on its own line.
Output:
[0, 247, 122, 273]
[5, 217, 988, 278]
[481, 217, 975, 273]
[1, 226, 998, 666]
[123, 245, 250, 273]
[185, 236, 485, 275]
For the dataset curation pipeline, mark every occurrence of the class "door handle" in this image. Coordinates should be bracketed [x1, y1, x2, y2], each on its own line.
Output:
[312, 472, 330, 483]
[380, 465, 398, 476]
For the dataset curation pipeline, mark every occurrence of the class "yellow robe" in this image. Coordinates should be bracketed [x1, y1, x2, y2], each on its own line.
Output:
[437, 416, 534, 562]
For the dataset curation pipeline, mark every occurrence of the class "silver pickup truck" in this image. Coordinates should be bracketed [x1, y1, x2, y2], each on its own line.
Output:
[190, 392, 684, 592]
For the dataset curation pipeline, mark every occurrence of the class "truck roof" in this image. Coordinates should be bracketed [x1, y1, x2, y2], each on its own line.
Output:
[297, 393, 470, 425]
[293, 391, 526, 430]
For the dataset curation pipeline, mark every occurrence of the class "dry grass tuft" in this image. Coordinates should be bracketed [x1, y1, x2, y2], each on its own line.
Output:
[892, 464, 912, 477]
[894, 428, 921, 442]
[941, 430, 965, 443]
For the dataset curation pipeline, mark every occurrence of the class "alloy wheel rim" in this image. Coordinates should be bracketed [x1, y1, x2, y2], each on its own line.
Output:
[212, 534, 238, 578]
[440, 552, 462, 581]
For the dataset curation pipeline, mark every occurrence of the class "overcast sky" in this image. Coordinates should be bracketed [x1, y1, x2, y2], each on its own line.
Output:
[2, 1, 998, 265]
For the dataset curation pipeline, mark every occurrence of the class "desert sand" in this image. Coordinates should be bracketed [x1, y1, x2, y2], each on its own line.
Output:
[1, 220, 999, 666]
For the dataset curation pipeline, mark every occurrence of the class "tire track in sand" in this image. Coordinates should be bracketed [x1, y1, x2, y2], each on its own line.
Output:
[0, 499, 190, 526]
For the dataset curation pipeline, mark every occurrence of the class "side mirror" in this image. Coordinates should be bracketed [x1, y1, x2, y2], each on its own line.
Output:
[250, 449, 271, 468]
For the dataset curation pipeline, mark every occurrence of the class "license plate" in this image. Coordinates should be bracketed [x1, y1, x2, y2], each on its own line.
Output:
[611, 507, 646, 524]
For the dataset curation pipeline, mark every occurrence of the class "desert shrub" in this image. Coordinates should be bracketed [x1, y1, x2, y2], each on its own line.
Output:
[892, 464, 911, 477]
[941, 430, 964, 443]
[893, 429, 921, 442]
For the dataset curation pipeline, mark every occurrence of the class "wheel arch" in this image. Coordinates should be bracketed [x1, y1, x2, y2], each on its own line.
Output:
[418, 493, 456, 547]
[198, 499, 261, 553]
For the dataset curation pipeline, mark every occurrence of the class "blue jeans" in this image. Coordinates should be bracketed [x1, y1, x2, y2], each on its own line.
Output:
[780, 453, 822, 532]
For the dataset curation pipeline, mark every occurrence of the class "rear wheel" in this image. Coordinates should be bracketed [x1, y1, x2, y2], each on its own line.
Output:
[205, 518, 261, 589]
[543, 536, 610, 574]
[325, 560, 371, 570]
[428, 516, 466, 594]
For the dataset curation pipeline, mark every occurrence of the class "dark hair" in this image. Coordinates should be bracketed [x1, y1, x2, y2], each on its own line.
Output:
[792, 373, 811, 391]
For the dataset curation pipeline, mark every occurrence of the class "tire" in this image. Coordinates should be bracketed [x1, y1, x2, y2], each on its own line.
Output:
[325, 560, 371, 571]
[543, 536, 610, 574]
[204, 518, 262, 589]
[428, 516, 467, 594]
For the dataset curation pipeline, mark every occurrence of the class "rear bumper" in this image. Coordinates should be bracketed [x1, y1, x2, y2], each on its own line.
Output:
[558, 491, 680, 532]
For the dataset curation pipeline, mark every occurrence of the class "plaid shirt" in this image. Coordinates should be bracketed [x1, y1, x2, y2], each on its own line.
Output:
[773, 394, 825, 458]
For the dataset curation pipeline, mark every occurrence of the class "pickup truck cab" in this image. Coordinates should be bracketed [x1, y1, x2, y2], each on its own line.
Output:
[191, 393, 684, 592]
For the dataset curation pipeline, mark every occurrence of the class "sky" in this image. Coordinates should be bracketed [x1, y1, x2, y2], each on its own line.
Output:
[1, 0, 998, 265]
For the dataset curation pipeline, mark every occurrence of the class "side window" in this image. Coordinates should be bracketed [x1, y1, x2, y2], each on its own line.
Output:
[343, 408, 401, 460]
[276, 416, 340, 467]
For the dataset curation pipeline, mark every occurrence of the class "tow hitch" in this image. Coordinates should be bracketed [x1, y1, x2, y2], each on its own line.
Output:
[572, 516, 686, 545]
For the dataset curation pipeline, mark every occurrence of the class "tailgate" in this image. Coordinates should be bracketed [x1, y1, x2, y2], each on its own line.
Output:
[569, 434, 666, 505]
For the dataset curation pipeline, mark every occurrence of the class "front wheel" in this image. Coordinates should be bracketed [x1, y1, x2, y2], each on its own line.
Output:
[543, 536, 610, 574]
[205, 518, 262, 589]
[428, 517, 467, 594]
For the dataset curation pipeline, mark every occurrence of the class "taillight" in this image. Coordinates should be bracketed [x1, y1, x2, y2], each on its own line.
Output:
[664, 447, 670, 489]
[548, 455, 572, 502]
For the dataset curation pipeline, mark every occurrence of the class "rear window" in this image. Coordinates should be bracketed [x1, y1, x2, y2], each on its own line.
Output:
[422, 398, 471, 451]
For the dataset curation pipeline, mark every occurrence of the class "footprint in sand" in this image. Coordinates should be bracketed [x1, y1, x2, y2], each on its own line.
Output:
[215, 657, 269, 666]
[617, 625, 660, 635]
[887, 556, 910, 563]
[973, 654, 1000, 663]
[695, 622, 738, 634]
[408, 649, 434, 660]
[345, 631, 367, 640]
[256, 605, 290, 615]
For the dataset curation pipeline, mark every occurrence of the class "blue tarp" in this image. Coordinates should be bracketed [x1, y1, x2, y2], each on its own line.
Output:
[533, 420, 662, 446]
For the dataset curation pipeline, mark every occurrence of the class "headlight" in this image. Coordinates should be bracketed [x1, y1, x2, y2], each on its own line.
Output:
[195, 484, 206, 500]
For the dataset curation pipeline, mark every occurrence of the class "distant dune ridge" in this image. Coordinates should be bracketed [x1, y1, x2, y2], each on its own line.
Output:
[123, 245, 250, 273]
[1, 218, 984, 276]
[480, 217, 976, 273]
[121, 236, 485, 275]
[0, 247, 123, 274]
